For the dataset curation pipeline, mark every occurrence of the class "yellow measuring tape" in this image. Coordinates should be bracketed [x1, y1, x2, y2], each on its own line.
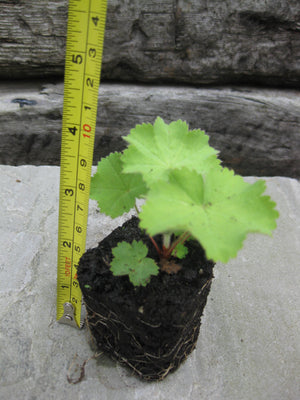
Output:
[57, 0, 107, 328]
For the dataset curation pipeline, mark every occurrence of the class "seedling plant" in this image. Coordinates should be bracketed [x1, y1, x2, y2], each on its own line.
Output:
[90, 117, 279, 286]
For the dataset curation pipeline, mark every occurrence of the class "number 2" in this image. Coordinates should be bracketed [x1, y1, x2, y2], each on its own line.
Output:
[86, 78, 94, 87]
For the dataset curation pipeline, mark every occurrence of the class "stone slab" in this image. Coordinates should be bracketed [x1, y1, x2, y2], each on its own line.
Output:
[0, 82, 299, 177]
[0, 165, 299, 399]
[0, 0, 299, 87]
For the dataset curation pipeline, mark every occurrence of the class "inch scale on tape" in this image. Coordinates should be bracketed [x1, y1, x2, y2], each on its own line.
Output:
[57, 0, 107, 328]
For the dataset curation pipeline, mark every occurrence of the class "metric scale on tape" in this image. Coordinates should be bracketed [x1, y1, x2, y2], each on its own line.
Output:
[57, 0, 107, 328]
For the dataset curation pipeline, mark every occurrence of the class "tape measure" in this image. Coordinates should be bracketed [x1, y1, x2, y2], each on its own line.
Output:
[57, 0, 107, 328]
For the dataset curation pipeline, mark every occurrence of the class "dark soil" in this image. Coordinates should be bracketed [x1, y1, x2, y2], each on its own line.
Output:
[78, 216, 214, 381]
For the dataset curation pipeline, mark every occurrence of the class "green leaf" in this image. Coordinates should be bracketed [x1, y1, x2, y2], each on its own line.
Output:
[172, 242, 189, 259]
[111, 240, 159, 286]
[90, 152, 147, 218]
[121, 117, 220, 186]
[139, 168, 279, 263]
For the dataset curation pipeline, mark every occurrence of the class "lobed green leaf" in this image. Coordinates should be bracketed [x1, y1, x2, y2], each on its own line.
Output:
[110, 240, 159, 286]
[139, 168, 279, 263]
[121, 117, 220, 186]
[90, 152, 147, 218]
[172, 242, 189, 259]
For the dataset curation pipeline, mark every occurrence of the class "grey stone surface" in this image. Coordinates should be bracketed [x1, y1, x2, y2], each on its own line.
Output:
[0, 165, 299, 399]
[0, 0, 299, 86]
[0, 82, 299, 177]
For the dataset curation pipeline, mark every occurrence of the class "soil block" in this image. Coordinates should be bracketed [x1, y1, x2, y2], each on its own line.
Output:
[78, 217, 214, 381]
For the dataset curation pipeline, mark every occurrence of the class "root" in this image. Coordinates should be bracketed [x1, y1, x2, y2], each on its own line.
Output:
[67, 351, 103, 384]
[82, 278, 212, 381]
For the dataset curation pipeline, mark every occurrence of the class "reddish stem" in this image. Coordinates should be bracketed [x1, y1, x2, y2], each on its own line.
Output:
[149, 236, 162, 256]
[164, 231, 191, 258]
[150, 232, 191, 260]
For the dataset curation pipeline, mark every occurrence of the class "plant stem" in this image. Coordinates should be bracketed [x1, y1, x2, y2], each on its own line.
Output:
[162, 233, 171, 250]
[149, 236, 162, 256]
[134, 202, 140, 215]
[149, 232, 191, 260]
[166, 232, 191, 258]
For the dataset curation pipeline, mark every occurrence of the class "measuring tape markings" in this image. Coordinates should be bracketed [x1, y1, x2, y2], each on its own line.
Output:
[57, 0, 107, 328]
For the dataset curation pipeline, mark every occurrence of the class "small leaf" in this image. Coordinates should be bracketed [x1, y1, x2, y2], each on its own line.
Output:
[90, 152, 147, 218]
[172, 242, 189, 259]
[111, 240, 159, 286]
[121, 117, 220, 186]
[84, 284, 92, 290]
[139, 168, 279, 263]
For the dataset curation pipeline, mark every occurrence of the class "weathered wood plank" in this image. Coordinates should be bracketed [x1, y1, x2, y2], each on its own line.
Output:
[0, 81, 299, 177]
[0, 0, 299, 86]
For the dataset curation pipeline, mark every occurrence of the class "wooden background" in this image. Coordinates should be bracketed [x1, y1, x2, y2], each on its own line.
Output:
[0, 0, 299, 177]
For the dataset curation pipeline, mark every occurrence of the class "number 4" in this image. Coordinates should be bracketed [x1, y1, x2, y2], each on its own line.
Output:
[68, 126, 77, 136]
[92, 16, 99, 26]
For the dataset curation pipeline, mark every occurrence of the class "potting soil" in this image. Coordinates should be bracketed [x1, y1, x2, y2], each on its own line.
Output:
[78, 217, 214, 381]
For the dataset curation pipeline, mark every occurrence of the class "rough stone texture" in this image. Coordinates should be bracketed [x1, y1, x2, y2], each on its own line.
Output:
[0, 165, 299, 399]
[0, 81, 299, 177]
[0, 0, 299, 86]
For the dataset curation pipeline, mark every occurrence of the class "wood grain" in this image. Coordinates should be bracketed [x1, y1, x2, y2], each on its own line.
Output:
[0, 81, 298, 177]
[0, 0, 299, 86]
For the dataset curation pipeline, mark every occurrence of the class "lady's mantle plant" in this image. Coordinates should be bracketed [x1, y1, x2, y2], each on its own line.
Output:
[90, 117, 279, 286]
